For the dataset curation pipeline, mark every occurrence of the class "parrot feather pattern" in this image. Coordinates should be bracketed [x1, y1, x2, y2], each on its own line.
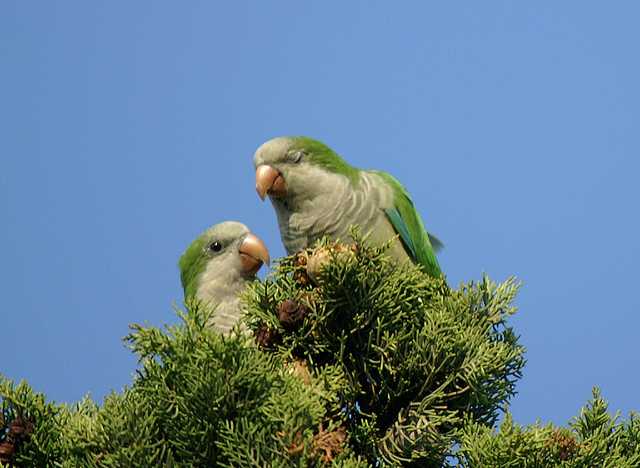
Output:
[179, 221, 269, 334]
[254, 136, 442, 277]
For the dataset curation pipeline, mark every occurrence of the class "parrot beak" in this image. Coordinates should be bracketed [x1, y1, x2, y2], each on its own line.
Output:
[255, 165, 287, 200]
[239, 232, 270, 275]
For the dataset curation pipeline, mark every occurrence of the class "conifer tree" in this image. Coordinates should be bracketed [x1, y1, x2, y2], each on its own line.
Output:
[1, 234, 638, 466]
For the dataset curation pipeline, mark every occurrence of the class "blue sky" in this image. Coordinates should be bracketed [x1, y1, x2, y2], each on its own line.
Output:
[1, 2, 638, 427]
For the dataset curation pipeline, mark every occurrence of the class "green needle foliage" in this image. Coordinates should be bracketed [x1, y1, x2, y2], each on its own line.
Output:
[244, 234, 525, 465]
[456, 388, 640, 467]
[1, 235, 637, 466]
[1, 305, 366, 467]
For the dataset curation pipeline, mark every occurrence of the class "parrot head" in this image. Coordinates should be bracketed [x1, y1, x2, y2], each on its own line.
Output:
[179, 221, 270, 300]
[253, 136, 359, 210]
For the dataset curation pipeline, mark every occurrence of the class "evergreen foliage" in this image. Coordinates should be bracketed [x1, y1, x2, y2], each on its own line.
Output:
[457, 388, 640, 467]
[1, 235, 637, 466]
[244, 235, 524, 465]
[1, 305, 366, 467]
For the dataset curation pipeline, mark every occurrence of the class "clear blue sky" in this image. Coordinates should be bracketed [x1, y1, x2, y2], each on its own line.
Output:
[1, 2, 638, 427]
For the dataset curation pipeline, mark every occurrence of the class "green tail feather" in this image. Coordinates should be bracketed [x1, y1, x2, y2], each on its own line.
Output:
[375, 171, 442, 277]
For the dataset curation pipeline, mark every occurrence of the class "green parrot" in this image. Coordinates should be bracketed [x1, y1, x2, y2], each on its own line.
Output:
[253, 137, 443, 277]
[179, 221, 270, 334]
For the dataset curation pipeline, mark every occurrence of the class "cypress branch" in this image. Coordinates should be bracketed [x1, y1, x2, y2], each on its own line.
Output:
[0, 235, 637, 466]
[244, 233, 525, 465]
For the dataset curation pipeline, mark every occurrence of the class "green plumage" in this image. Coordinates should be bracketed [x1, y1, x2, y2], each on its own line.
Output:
[375, 171, 442, 277]
[290, 137, 360, 185]
[254, 136, 444, 277]
[179, 235, 209, 300]
[299, 137, 442, 276]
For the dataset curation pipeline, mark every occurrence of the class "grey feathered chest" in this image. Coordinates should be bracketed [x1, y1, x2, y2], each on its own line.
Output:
[195, 261, 253, 334]
[271, 170, 409, 262]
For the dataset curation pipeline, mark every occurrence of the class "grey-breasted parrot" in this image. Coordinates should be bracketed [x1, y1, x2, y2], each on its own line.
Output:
[253, 136, 442, 277]
[179, 221, 270, 334]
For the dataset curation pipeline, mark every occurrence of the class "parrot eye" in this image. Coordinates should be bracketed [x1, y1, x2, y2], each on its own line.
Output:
[209, 241, 222, 252]
[290, 151, 304, 163]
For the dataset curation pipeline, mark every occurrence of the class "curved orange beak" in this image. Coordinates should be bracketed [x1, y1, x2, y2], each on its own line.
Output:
[255, 165, 287, 200]
[238, 232, 270, 275]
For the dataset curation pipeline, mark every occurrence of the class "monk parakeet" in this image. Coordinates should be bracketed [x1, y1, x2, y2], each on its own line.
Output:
[253, 137, 442, 277]
[179, 221, 270, 334]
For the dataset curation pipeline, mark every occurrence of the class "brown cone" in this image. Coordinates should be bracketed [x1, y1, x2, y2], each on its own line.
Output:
[255, 325, 281, 348]
[277, 299, 309, 330]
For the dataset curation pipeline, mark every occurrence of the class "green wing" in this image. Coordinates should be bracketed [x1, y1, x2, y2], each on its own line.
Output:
[375, 171, 443, 277]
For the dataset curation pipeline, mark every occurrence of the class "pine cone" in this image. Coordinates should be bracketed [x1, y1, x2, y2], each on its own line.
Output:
[254, 325, 281, 348]
[547, 429, 579, 461]
[293, 251, 312, 286]
[313, 425, 347, 463]
[306, 244, 356, 284]
[0, 441, 14, 463]
[9, 417, 31, 437]
[277, 299, 309, 330]
[293, 269, 312, 287]
[306, 247, 331, 284]
[294, 251, 309, 267]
